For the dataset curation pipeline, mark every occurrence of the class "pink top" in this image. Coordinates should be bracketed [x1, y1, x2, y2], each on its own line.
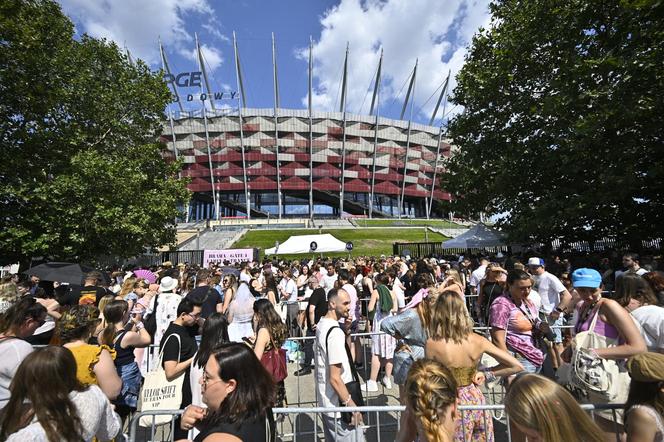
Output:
[575, 303, 621, 341]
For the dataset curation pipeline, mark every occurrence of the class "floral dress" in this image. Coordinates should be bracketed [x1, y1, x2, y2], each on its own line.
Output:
[450, 366, 493, 442]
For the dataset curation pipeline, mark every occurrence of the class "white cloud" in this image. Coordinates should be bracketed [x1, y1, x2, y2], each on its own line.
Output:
[57, 0, 216, 66]
[179, 44, 224, 72]
[303, 0, 491, 123]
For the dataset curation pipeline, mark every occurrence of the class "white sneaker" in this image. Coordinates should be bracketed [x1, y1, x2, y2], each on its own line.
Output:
[361, 380, 379, 392]
[382, 376, 393, 389]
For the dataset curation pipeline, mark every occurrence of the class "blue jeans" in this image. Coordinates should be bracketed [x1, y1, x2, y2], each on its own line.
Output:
[541, 312, 565, 344]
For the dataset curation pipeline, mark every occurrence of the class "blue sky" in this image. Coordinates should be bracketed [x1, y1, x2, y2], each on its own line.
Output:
[58, 0, 491, 124]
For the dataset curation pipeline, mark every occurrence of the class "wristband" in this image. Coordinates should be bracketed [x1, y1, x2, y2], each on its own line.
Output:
[135, 322, 145, 331]
[343, 395, 352, 406]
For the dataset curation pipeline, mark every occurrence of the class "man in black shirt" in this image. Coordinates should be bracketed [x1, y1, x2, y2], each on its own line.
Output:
[295, 276, 328, 376]
[185, 268, 222, 320]
[65, 271, 109, 306]
[160, 298, 201, 439]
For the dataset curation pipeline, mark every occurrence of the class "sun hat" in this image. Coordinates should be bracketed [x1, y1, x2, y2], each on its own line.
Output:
[527, 257, 544, 267]
[571, 268, 602, 288]
[159, 276, 178, 293]
[627, 352, 664, 382]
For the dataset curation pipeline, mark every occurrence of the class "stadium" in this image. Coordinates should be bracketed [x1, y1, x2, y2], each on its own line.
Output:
[159, 37, 453, 222]
[161, 108, 452, 221]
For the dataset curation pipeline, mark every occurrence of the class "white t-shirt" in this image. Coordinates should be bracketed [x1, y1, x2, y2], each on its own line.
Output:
[615, 268, 649, 281]
[469, 265, 487, 290]
[239, 271, 251, 284]
[527, 289, 542, 312]
[279, 278, 298, 303]
[316, 317, 353, 416]
[393, 276, 406, 309]
[7, 385, 121, 441]
[0, 338, 34, 410]
[321, 273, 338, 295]
[631, 305, 664, 352]
[534, 271, 566, 314]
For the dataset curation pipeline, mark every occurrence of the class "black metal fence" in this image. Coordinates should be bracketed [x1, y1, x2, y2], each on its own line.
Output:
[126, 249, 259, 268]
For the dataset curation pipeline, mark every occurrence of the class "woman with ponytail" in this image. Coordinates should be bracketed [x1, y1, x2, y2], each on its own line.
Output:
[405, 359, 458, 442]
[98, 299, 151, 422]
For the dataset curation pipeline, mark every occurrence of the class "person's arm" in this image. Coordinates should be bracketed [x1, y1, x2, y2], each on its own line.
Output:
[202, 433, 242, 442]
[253, 328, 270, 360]
[477, 334, 524, 378]
[93, 349, 122, 400]
[368, 288, 379, 312]
[490, 328, 509, 353]
[121, 323, 152, 348]
[308, 304, 317, 330]
[476, 279, 486, 316]
[226, 302, 235, 323]
[162, 335, 194, 381]
[389, 287, 398, 314]
[593, 300, 647, 359]
[551, 289, 572, 319]
[329, 363, 363, 426]
[625, 407, 658, 442]
[267, 289, 277, 306]
[221, 288, 233, 314]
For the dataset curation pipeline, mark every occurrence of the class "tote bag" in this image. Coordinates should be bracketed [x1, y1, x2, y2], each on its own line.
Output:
[139, 333, 185, 427]
[569, 309, 630, 405]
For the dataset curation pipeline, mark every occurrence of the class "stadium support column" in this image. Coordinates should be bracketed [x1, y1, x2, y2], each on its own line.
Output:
[195, 33, 219, 221]
[159, 40, 184, 113]
[308, 37, 314, 219]
[427, 71, 450, 219]
[233, 32, 250, 220]
[428, 127, 444, 219]
[196, 34, 216, 111]
[272, 33, 282, 219]
[368, 49, 383, 219]
[339, 43, 349, 217]
[398, 60, 417, 220]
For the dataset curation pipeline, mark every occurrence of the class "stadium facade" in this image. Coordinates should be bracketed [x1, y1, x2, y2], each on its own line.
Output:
[159, 36, 452, 221]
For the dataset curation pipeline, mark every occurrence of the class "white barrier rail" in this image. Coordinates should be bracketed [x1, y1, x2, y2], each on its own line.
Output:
[128, 403, 625, 442]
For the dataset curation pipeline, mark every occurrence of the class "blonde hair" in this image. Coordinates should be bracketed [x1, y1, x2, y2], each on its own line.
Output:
[405, 359, 457, 442]
[505, 374, 604, 442]
[445, 269, 463, 287]
[118, 277, 136, 298]
[428, 290, 473, 343]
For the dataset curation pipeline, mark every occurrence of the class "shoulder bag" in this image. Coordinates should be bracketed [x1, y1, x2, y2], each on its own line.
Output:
[569, 307, 630, 404]
[325, 326, 365, 425]
[260, 333, 288, 383]
[139, 333, 184, 427]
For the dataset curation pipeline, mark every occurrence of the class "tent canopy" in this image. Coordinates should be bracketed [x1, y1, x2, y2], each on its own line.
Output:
[265, 233, 348, 255]
[442, 224, 506, 249]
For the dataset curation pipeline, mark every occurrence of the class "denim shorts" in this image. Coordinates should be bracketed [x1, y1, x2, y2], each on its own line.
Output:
[542, 313, 565, 344]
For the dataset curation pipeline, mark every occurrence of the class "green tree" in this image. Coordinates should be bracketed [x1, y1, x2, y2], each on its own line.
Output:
[0, 0, 189, 264]
[443, 0, 664, 249]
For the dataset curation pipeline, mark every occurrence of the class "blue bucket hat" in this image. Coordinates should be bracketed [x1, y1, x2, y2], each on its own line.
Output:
[571, 268, 602, 288]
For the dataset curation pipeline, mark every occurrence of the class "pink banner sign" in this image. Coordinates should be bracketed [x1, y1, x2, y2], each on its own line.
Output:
[203, 249, 255, 267]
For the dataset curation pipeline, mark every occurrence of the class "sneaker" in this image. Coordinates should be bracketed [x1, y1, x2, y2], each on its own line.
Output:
[382, 376, 393, 389]
[294, 367, 312, 376]
[361, 380, 379, 392]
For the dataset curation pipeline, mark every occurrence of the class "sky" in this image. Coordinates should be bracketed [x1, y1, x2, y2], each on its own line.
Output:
[57, 0, 491, 125]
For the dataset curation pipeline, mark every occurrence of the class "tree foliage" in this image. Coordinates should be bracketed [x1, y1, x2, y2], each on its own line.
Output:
[0, 0, 189, 264]
[443, 0, 664, 248]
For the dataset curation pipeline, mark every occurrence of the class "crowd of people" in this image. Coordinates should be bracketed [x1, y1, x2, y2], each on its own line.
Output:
[0, 250, 661, 441]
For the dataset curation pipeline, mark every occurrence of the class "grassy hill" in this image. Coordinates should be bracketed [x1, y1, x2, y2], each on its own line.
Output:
[232, 227, 448, 259]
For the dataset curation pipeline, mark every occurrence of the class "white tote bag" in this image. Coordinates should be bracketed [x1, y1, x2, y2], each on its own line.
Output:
[570, 309, 630, 405]
[139, 333, 185, 427]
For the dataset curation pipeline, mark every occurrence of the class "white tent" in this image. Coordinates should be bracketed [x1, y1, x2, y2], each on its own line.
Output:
[442, 223, 506, 249]
[264, 233, 348, 255]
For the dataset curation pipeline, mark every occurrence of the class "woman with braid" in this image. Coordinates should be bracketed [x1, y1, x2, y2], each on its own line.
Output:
[405, 359, 458, 442]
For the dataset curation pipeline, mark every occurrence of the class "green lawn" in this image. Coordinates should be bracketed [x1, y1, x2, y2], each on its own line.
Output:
[355, 219, 461, 228]
[232, 227, 448, 259]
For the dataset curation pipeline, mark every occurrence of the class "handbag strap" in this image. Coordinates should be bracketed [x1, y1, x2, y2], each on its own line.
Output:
[587, 301, 602, 333]
[325, 326, 359, 383]
[156, 332, 182, 371]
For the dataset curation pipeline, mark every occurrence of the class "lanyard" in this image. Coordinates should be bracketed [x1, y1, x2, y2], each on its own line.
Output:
[508, 294, 537, 327]
[575, 299, 600, 333]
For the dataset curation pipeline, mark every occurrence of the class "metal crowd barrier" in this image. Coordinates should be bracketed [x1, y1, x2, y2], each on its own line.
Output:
[128, 403, 626, 442]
